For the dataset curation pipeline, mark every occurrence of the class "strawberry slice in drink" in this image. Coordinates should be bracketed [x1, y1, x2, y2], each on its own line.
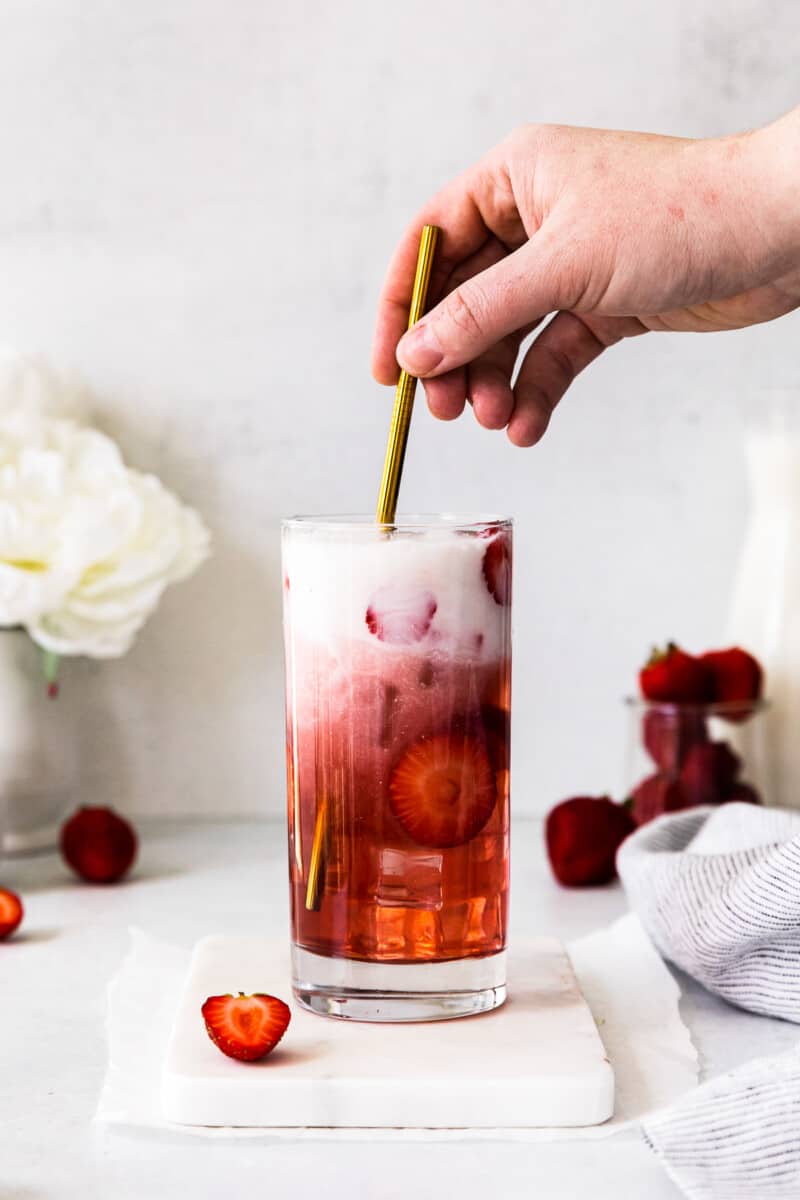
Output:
[389, 733, 496, 848]
[480, 704, 510, 770]
[366, 586, 437, 645]
[482, 532, 512, 606]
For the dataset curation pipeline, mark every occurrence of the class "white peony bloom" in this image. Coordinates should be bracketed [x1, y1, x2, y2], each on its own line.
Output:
[0, 351, 210, 658]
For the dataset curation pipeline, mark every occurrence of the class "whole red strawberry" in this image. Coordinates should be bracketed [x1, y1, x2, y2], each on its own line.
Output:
[545, 796, 635, 887]
[725, 781, 762, 806]
[639, 643, 713, 703]
[679, 742, 741, 807]
[700, 647, 763, 721]
[642, 706, 708, 772]
[202, 992, 291, 1062]
[629, 774, 689, 826]
[0, 887, 23, 939]
[60, 806, 137, 884]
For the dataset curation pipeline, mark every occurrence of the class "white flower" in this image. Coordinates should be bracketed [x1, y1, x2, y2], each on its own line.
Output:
[0, 351, 210, 658]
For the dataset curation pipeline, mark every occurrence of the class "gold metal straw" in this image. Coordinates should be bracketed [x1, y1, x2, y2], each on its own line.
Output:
[376, 223, 440, 524]
[304, 793, 328, 912]
[304, 224, 440, 912]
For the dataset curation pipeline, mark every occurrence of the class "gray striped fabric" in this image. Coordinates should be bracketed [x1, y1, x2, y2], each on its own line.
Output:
[617, 804, 800, 1198]
[642, 1045, 800, 1199]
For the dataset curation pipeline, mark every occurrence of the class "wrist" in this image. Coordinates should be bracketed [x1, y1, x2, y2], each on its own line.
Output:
[737, 108, 800, 275]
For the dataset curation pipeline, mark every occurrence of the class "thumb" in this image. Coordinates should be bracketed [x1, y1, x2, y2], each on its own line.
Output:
[395, 235, 567, 377]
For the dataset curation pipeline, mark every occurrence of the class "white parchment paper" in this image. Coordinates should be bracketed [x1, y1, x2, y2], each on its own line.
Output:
[96, 913, 698, 1140]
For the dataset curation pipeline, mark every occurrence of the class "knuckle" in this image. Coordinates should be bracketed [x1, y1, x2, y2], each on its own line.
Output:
[511, 122, 567, 159]
[543, 344, 576, 388]
[440, 284, 487, 341]
[506, 121, 542, 147]
[522, 379, 558, 417]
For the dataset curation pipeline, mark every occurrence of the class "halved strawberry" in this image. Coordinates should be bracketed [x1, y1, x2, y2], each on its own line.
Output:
[482, 534, 511, 606]
[389, 733, 496, 848]
[201, 993, 291, 1062]
[366, 586, 437, 645]
[0, 887, 23, 939]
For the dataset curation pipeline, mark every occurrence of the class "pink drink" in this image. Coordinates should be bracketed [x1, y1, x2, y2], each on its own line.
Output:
[282, 516, 511, 1021]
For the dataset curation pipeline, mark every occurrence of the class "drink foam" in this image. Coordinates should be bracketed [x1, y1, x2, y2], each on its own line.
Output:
[283, 525, 509, 661]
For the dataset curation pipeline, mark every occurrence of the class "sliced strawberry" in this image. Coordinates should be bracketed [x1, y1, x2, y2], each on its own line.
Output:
[389, 733, 496, 848]
[365, 586, 437, 645]
[202, 992, 291, 1062]
[482, 534, 512, 606]
[480, 703, 510, 770]
[0, 887, 23, 939]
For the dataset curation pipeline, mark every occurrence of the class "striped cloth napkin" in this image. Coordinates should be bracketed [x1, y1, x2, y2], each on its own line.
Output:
[618, 803, 800, 1199]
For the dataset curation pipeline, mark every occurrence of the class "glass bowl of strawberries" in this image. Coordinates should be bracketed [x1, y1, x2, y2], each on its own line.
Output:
[625, 642, 769, 825]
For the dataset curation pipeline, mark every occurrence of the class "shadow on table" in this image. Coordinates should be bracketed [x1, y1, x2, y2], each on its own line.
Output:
[0, 858, 186, 894]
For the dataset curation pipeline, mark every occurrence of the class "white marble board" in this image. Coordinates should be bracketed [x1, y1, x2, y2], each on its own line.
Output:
[161, 935, 614, 1129]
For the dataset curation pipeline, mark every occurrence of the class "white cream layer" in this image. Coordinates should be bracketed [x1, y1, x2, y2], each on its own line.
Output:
[283, 526, 509, 661]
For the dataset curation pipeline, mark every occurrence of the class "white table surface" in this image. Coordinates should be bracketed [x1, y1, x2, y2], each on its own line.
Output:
[3, 816, 798, 1200]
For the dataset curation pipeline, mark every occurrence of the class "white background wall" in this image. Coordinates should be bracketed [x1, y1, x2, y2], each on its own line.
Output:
[0, 0, 798, 817]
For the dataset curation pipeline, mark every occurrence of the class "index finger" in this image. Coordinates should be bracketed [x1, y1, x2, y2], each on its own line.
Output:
[370, 168, 498, 385]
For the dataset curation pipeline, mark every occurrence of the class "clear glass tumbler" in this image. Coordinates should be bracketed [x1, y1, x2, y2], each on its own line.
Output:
[282, 515, 512, 1021]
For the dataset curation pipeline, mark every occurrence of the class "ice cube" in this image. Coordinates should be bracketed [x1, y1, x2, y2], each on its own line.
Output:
[376, 847, 443, 911]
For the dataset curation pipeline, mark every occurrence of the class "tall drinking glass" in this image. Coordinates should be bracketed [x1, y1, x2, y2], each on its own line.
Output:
[282, 515, 512, 1021]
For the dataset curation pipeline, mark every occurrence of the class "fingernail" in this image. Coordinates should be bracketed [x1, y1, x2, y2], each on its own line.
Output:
[397, 323, 443, 375]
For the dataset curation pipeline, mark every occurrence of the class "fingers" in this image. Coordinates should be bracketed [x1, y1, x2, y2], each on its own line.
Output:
[506, 312, 646, 447]
[371, 176, 499, 386]
[371, 144, 530, 386]
[395, 233, 566, 380]
[424, 369, 467, 421]
[422, 237, 517, 427]
[468, 361, 516, 430]
[425, 310, 644, 443]
[373, 177, 644, 445]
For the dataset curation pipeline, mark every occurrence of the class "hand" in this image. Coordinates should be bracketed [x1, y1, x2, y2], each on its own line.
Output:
[372, 109, 800, 446]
